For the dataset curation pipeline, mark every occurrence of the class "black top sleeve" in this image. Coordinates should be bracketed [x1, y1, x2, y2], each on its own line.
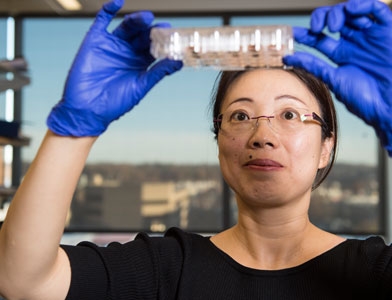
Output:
[61, 228, 187, 300]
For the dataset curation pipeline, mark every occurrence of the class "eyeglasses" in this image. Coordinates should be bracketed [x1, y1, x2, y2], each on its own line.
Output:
[214, 107, 328, 136]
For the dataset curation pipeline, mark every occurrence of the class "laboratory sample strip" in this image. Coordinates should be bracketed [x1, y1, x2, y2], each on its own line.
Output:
[150, 25, 294, 70]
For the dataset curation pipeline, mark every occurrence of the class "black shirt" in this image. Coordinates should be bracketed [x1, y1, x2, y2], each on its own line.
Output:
[62, 227, 392, 299]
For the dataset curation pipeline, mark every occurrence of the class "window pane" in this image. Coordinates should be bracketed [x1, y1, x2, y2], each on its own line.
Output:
[0, 18, 6, 59]
[0, 18, 7, 118]
[22, 17, 223, 233]
[20, 14, 382, 237]
[229, 16, 381, 235]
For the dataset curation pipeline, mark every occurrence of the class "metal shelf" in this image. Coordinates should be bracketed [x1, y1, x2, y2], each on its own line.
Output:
[0, 136, 30, 147]
[0, 186, 16, 197]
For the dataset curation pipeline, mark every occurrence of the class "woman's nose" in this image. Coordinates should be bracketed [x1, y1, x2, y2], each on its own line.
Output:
[248, 118, 278, 149]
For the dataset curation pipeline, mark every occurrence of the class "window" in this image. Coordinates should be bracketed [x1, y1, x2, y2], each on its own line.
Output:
[19, 13, 383, 237]
[22, 16, 222, 233]
[0, 18, 7, 118]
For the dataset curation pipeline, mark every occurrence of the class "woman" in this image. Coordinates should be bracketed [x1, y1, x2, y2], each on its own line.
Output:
[0, 0, 391, 299]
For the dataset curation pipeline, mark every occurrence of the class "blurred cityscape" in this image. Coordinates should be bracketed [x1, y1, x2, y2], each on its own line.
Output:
[68, 163, 223, 232]
[45, 162, 381, 235]
[310, 163, 380, 234]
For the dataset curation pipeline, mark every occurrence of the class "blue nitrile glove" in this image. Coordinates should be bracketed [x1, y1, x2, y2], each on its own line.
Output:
[283, 0, 392, 155]
[47, 0, 183, 136]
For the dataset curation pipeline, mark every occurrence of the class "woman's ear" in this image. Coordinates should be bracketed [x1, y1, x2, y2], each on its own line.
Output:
[319, 136, 335, 169]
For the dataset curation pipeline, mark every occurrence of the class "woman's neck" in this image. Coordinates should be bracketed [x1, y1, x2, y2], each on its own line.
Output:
[211, 213, 345, 270]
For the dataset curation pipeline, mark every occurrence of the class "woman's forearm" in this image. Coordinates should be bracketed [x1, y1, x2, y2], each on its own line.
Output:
[0, 130, 97, 298]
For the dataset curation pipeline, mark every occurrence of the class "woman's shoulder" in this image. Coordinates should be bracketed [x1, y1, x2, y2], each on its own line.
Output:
[343, 236, 391, 253]
[325, 235, 392, 279]
[342, 236, 392, 263]
[134, 227, 211, 251]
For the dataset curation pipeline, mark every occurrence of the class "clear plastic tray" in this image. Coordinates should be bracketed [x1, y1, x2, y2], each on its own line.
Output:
[150, 25, 293, 70]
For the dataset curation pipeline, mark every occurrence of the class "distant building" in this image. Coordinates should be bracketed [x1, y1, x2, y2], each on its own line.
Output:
[69, 182, 142, 231]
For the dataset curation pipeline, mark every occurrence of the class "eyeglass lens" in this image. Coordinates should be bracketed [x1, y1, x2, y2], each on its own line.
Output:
[217, 108, 324, 136]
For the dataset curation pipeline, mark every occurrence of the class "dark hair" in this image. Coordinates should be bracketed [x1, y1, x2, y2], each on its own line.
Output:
[209, 68, 338, 190]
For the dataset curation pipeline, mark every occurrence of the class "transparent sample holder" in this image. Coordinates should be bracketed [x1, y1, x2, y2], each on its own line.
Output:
[150, 25, 293, 70]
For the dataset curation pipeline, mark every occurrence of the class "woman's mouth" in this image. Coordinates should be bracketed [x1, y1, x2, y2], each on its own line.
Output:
[244, 159, 283, 170]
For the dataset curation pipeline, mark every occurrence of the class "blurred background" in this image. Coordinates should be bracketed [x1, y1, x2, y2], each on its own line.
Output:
[0, 0, 391, 245]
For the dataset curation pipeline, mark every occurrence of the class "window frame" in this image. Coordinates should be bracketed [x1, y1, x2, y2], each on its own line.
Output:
[3, 10, 388, 240]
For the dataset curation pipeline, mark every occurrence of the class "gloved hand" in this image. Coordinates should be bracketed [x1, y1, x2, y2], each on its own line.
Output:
[47, 0, 183, 136]
[283, 0, 392, 155]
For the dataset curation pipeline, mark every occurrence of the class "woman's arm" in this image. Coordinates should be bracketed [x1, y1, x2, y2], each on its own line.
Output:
[0, 132, 96, 299]
[284, 0, 392, 155]
[0, 0, 182, 298]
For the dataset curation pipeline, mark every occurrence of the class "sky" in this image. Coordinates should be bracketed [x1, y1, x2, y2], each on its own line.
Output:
[1, 14, 378, 166]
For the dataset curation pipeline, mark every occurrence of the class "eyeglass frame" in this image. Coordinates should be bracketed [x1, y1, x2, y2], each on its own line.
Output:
[213, 110, 329, 136]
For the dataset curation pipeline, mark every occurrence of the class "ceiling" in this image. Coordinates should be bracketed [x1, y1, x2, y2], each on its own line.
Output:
[1, 1, 390, 18]
[0, 0, 347, 17]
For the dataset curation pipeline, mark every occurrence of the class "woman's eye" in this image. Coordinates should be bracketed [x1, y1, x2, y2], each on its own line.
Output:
[231, 111, 250, 122]
[281, 110, 299, 120]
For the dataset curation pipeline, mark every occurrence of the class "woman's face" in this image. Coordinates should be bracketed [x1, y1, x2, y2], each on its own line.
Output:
[217, 69, 333, 207]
